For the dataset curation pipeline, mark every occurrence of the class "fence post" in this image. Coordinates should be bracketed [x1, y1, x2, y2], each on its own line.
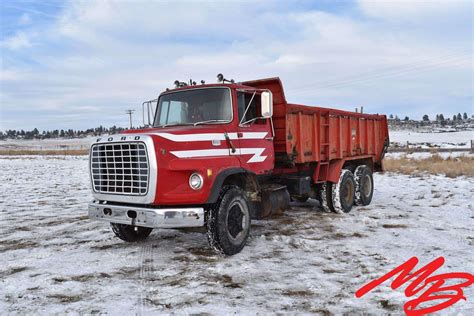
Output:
[406, 141, 409, 153]
[471, 140, 473, 154]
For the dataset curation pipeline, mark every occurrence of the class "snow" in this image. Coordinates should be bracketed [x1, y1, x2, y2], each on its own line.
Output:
[389, 130, 473, 148]
[0, 137, 95, 150]
[386, 152, 473, 160]
[1, 156, 473, 314]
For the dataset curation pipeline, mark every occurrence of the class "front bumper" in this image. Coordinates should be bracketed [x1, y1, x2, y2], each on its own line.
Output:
[88, 201, 204, 228]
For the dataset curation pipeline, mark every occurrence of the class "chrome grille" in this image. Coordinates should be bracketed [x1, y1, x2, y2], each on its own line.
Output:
[90, 142, 149, 195]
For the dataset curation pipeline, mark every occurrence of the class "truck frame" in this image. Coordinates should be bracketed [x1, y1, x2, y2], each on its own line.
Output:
[88, 76, 389, 255]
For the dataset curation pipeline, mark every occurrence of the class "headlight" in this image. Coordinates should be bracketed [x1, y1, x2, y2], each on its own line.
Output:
[189, 173, 203, 190]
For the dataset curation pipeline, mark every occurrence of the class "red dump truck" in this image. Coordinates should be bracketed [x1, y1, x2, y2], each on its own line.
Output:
[88, 75, 389, 255]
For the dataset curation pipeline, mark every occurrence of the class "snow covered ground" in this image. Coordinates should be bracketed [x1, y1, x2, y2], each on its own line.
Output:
[386, 152, 473, 160]
[0, 137, 95, 150]
[1, 156, 473, 314]
[389, 130, 473, 148]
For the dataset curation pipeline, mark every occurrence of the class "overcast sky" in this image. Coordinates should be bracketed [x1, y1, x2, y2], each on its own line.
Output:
[1, 0, 472, 130]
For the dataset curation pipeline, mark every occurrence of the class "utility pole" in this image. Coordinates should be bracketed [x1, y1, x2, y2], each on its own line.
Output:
[125, 110, 135, 129]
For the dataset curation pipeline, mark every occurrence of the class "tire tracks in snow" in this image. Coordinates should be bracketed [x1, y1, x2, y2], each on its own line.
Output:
[138, 241, 154, 314]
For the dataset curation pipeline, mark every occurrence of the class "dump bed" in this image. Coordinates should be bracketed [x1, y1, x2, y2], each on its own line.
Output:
[242, 78, 389, 167]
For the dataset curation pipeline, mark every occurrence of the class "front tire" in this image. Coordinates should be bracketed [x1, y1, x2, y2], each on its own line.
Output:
[110, 223, 153, 242]
[206, 186, 251, 255]
[332, 169, 356, 213]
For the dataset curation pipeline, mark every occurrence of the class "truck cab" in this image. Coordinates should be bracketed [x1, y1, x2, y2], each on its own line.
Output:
[88, 75, 389, 255]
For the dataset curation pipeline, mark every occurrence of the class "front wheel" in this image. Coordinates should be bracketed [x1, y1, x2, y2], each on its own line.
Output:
[110, 223, 153, 242]
[206, 186, 251, 255]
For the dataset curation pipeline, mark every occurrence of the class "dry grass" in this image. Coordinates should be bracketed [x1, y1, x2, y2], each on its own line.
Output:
[0, 149, 88, 156]
[384, 154, 474, 178]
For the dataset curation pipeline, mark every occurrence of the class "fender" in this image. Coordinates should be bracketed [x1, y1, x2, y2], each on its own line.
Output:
[327, 156, 374, 183]
[327, 159, 344, 183]
[207, 168, 249, 203]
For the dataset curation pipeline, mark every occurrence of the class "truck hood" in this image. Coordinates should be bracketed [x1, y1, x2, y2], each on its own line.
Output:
[118, 125, 236, 164]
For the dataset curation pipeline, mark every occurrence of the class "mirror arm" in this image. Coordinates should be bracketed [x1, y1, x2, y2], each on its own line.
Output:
[265, 117, 275, 140]
[142, 102, 147, 127]
[141, 98, 158, 127]
[147, 103, 151, 126]
[241, 117, 260, 126]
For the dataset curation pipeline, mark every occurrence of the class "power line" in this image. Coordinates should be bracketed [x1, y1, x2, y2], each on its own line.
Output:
[292, 58, 470, 96]
[2, 4, 60, 19]
[294, 49, 471, 90]
[289, 51, 471, 95]
[288, 49, 472, 95]
[125, 110, 135, 129]
[290, 49, 471, 92]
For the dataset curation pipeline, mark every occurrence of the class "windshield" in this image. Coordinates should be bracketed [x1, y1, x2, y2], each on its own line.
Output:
[153, 88, 232, 127]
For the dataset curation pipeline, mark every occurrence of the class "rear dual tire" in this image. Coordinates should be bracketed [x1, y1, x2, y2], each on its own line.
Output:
[332, 169, 356, 213]
[354, 165, 374, 206]
[317, 182, 334, 212]
[318, 166, 373, 213]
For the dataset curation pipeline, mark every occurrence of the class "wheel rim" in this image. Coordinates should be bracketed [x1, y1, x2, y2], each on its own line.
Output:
[226, 200, 249, 245]
[362, 175, 372, 198]
[343, 180, 355, 206]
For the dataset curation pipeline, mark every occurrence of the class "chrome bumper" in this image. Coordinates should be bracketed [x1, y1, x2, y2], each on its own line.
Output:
[88, 201, 204, 228]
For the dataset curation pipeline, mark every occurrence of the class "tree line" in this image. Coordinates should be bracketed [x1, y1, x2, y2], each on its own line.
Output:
[0, 125, 128, 140]
[389, 112, 470, 126]
[1, 112, 472, 140]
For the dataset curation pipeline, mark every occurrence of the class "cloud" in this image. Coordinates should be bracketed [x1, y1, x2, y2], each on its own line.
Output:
[358, 0, 470, 20]
[0, 0, 472, 130]
[18, 13, 32, 25]
[1, 31, 32, 50]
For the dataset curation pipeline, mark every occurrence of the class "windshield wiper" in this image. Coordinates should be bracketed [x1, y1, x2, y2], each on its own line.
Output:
[193, 119, 229, 126]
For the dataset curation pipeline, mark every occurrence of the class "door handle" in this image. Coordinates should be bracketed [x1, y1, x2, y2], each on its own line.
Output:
[224, 132, 236, 153]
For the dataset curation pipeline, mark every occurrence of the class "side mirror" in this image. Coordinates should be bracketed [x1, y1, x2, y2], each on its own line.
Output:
[261, 91, 273, 118]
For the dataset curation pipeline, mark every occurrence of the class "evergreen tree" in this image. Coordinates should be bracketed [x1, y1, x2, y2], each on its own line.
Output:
[422, 114, 429, 121]
[457, 113, 462, 121]
[463, 112, 468, 120]
[440, 115, 446, 126]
